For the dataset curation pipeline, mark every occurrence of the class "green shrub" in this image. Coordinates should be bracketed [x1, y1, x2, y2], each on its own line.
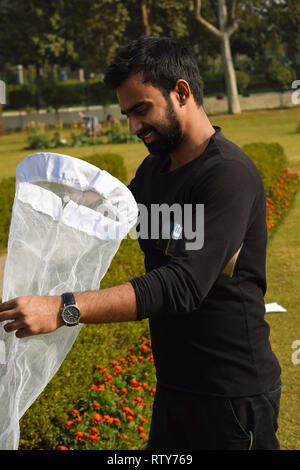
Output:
[82, 153, 128, 184]
[235, 70, 251, 95]
[265, 63, 296, 92]
[0, 177, 16, 248]
[241, 142, 287, 189]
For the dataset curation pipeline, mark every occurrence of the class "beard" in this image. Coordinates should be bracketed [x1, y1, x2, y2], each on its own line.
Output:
[138, 98, 183, 156]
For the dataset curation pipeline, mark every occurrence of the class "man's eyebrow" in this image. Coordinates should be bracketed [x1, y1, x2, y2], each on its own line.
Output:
[121, 101, 147, 115]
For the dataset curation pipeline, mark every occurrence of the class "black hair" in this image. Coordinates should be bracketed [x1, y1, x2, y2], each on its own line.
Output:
[104, 36, 203, 106]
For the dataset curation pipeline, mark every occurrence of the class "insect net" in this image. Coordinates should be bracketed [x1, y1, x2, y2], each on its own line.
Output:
[0, 152, 138, 449]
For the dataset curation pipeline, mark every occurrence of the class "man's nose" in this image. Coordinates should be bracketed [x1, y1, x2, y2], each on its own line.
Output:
[129, 117, 143, 135]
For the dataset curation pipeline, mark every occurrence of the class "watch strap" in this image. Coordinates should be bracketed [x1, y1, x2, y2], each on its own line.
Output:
[62, 292, 76, 306]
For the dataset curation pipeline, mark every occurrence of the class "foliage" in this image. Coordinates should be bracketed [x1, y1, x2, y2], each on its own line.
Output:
[56, 335, 155, 450]
[235, 70, 251, 95]
[241, 142, 288, 190]
[264, 63, 296, 93]
[83, 153, 128, 184]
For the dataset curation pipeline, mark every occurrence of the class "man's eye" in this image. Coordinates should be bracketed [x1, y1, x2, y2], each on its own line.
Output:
[136, 108, 147, 116]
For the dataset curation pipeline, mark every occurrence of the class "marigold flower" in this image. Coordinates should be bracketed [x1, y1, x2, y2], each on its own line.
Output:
[92, 402, 100, 410]
[96, 365, 107, 373]
[141, 336, 148, 342]
[128, 347, 133, 351]
[149, 387, 156, 394]
[70, 409, 80, 417]
[76, 417, 83, 423]
[140, 418, 146, 424]
[142, 382, 148, 388]
[127, 415, 134, 422]
[130, 379, 139, 387]
[140, 344, 149, 353]
[74, 431, 85, 441]
[140, 432, 147, 439]
[56, 445, 68, 450]
[134, 396, 143, 404]
[138, 356, 144, 362]
[123, 406, 134, 415]
[90, 427, 99, 435]
[97, 384, 105, 391]
[114, 365, 123, 374]
[138, 426, 145, 432]
[93, 414, 102, 424]
[144, 372, 149, 377]
[121, 388, 128, 395]
[112, 418, 121, 426]
[117, 433, 122, 439]
[90, 384, 98, 391]
[88, 435, 100, 443]
[104, 415, 112, 423]
[65, 420, 75, 430]
[128, 355, 137, 362]
[105, 374, 113, 382]
[119, 358, 126, 363]
[110, 360, 118, 366]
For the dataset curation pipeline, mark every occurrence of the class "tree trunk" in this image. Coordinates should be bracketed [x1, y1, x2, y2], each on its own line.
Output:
[218, 0, 241, 114]
[141, 0, 151, 36]
[220, 33, 241, 114]
[0, 104, 4, 135]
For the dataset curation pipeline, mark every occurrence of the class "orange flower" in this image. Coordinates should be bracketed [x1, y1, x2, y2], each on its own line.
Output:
[76, 417, 83, 423]
[65, 420, 75, 430]
[140, 417, 146, 424]
[110, 360, 118, 366]
[97, 365, 107, 373]
[90, 427, 99, 436]
[140, 432, 147, 439]
[138, 356, 144, 362]
[130, 379, 139, 387]
[56, 445, 68, 450]
[117, 433, 123, 439]
[138, 426, 145, 432]
[93, 414, 102, 424]
[104, 415, 112, 423]
[74, 431, 85, 441]
[70, 409, 80, 417]
[127, 415, 134, 422]
[88, 435, 99, 443]
[92, 402, 100, 410]
[149, 387, 156, 394]
[105, 374, 113, 382]
[97, 384, 105, 391]
[140, 344, 149, 353]
[141, 382, 148, 388]
[121, 388, 128, 395]
[128, 355, 137, 362]
[134, 396, 143, 404]
[112, 417, 121, 426]
[119, 358, 126, 363]
[114, 366, 123, 374]
[123, 406, 134, 415]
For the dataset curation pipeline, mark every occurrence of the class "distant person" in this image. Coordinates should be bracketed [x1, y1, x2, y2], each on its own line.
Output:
[78, 111, 103, 137]
[105, 114, 121, 135]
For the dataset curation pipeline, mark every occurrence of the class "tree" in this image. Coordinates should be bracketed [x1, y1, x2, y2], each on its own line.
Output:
[193, 0, 241, 114]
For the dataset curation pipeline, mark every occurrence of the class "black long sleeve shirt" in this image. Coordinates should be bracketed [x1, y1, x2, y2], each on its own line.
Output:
[128, 126, 281, 397]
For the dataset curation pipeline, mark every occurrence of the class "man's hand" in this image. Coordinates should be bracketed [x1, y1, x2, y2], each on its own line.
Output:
[0, 296, 64, 339]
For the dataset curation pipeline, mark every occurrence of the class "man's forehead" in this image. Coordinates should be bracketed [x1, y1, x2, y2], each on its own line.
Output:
[117, 73, 165, 113]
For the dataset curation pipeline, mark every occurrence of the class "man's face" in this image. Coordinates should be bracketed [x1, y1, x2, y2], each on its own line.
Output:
[117, 73, 183, 155]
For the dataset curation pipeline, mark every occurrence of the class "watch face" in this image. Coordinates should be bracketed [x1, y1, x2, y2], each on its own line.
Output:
[62, 305, 80, 325]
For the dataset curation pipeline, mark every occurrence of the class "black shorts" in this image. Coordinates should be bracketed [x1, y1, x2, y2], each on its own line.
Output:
[147, 376, 281, 450]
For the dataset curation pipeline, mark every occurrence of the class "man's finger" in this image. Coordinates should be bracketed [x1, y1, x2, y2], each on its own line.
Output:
[0, 299, 17, 313]
[15, 328, 32, 339]
[0, 310, 18, 323]
[3, 320, 23, 333]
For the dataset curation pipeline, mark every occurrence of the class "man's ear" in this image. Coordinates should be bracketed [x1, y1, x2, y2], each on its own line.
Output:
[175, 79, 191, 106]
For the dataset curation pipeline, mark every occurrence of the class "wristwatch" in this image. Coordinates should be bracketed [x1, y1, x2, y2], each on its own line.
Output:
[61, 292, 81, 326]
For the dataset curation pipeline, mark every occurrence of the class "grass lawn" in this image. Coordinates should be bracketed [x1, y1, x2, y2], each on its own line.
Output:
[1, 106, 300, 449]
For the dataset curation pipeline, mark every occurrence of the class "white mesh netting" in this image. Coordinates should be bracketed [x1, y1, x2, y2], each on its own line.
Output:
[0, 152, 138, 450]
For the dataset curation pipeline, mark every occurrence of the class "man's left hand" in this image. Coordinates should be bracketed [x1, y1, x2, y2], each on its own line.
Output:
[0, 296, 64, 338]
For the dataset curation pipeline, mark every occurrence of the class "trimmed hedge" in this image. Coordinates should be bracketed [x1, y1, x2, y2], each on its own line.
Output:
[241, 142, 287, 189]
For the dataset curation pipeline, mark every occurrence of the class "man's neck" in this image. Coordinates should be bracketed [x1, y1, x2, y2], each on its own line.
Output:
[167, 113, 216, 172]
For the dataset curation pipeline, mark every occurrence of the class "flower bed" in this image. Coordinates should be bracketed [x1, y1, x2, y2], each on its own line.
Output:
[266, 168, 300, 233]
[55, 335, 156, 450]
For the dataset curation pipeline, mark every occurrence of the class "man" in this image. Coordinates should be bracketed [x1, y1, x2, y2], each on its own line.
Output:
[0, 37, 281, 450]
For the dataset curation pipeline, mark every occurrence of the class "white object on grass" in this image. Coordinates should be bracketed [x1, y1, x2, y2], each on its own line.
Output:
[265, 302, 287, 313]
